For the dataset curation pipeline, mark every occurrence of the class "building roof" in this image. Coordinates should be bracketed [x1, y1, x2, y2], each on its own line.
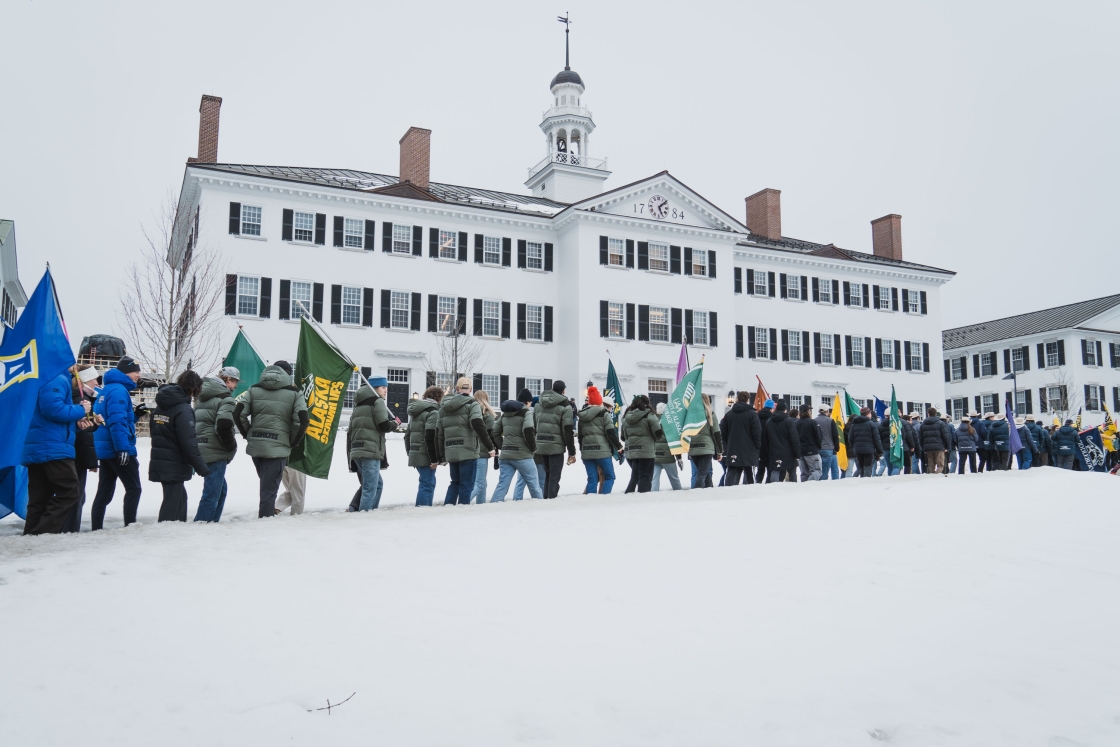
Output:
[737, 233, 955, 277]
[191, 163, 569, 218]
[942, 294, 1120, 350]
[550, 69, 584, 89]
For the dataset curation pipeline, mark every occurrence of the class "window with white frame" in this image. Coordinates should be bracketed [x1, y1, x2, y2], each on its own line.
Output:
[293, 212, 314, 242]
[1086, 340, 1098, 366]
[435, 372, 454, 390]
[818, 279, 832, 304]
[341, 286, 362, 325]
[343, 370, 362, 408]
[241, 205, 262, 236]
[1011, 347, 1025, 372]
[691, 251, 708, 277]
[482, 300, 500, 337]
[909, 340, 923, 371]
[1015, 390, 1028, 415]
[483, 235, 501, 265]
[608, 238, 625, 266]
[392, 224, 412, 254]
[1045, 341, 1060, 368]
[787, 278, 801, 300]
[1047, 386, 1063, 411]
[753, 270, 768, 296]
[524, 378, 543, 396]
[907, 292, 921, 314]
[692, 310, 709, 345]
[820, 333, 834, 365]
[608, 302, 625, 338]
[649, 242, 669, 272]
[982, 393, 997, 414]
[821, 394, 834, 409]
[390, 291, 411, 329]
[526, 241, 544, 270]
[755, 327, 770, 359]
[387, 368, 409, 384]
[849, 283, 863, 307]
[951, 398, 965, 421]
[648, 379, 668, 395]
[482, 374, 500, 404]
[852, 336, 866, 367]
[788, 394, 804, 410]
[788, 329, 803, 362]
[881, 339, 895, 370]
[649, 306, 669, 342]
[437, 295, 456, 333]
[291, 281, 312, 319]
[878, 286, 891, 309]
[526, 304, 544, 340]
[1086, 385, 1101, 410]
[951, 357, 963, 381]
[980, 352, 995, 377]
[343, 218, 363, 248]
[438, 229, 458, 259]
[237, 276, 259, 316]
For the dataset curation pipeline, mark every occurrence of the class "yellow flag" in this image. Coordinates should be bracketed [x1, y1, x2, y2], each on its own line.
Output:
[831, 393, 849, 471]
[1101, 404, 1116, 452]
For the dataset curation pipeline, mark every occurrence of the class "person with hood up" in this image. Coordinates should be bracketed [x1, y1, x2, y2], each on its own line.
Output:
[844, 407, 883, 478]
[1026, 417, 1047, 467]
[577, 386, 622, 494]
[491, 388, 542, 501]
[530, 381, 577, 499]
[653, 402, 683, 490]
[193, 367, 240, 522]
[1052, 419, 1079, 469]
[987, 412, 1012, 470]
[90, 356, 143, 530]
[975, 413, 993, 472]
[919, 407, 952, 475]
[814, 406, 842, 480]
[721, 391, 762, 485]
[755, 399, 774, 484]
[619, 394, 663, 493]
[470, 390, 497, 503]
[796, 404, 823, 481]
[762, 400, 801, 482]
[1014, 416, 1038, 470]
[956, 416, 980, 473]
[234, 360, 309, 518]
[438, 377, 497, 505]
[686, 394, 723, 489]
[63, 364, 102, 533]
[150, 370, 211, 522]
[346, 376, 399, 511]
[405, 385, 444, 506]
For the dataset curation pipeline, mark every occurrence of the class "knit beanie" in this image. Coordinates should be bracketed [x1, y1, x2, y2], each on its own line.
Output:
[586, 385, 602, 406]
[517, 388, 534, 404]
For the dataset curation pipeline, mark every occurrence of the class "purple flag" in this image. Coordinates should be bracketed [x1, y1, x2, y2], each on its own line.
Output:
[1006, 397, 1023, 453]
[675, 340, 689, 384]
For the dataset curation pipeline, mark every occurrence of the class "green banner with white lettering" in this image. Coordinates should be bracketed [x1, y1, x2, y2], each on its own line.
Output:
[660, 358, 706, 455]
[287, 318, 355, 479]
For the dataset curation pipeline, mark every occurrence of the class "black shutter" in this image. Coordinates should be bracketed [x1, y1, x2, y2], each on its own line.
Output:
[960, 355, 968, 380]
[768, 272, 776, 297]
[259, 278, 271, 318]
[973, 354, 980, 378]
[974, 396, 981, 414]
[429, 227, 439, 258]
[314, 214, 326, 245]
[904, 341, 911, 371]
[684, 310, 694, 345]
[878, 339, 885, 370]
[638, 305, 650, 341]
[769, 328, 778, 360]
[872, 285, 880, 309]
[901, 289, 909, 311]
[1085, 384, 1092, 408]
[361, 367, 372, 381]
[473, 298, 483, 335]
[814, 332, 821, 363]
[544, 243, 553, 272]
[781, 329, 789, 361]
[843, 282, 851, 306]
[670, 246, 681, 274]
[229, 203, 241, 235]
[312, 283, 323, 322]
[800, 275, 808, 300]
[517, 239, 527, 269]
[1060, 385, 1068, 410]
[1040, 388, 1048, 413]
[382, 222, 393, 253]
[736, 325, 744, 358]
[944, 358, 951, 382]
[224, 274, 236, 315]
[362, 288, 373, 327]
[412, 226, 422, 256]
[638, 242, 649, 271]
[331, 284, 342, 324]
[333, 216, 344, 247]
[473, 373, 483, 392]
[747, 326, 756, 359]
[866, 337, 873, 368]
[501, 302, 511, 339]
[599, 236, 608, 265]
[811, 276, 819, 302]
[427, 294, 438, 332]
[846, 335, 853, 366]
[626, 303, 635, 340]
[746, 269, 755, 295]
[474, 233, 483, 263]
[862, 284, 869, 308]
[831, 280, 840, 305]
[501, 237, 511, 267]
[600, 300, 609, 338]
[1058, 340, 1066, 365]
[891, 287, 898, 311]
[1020, 346, 1030, 371]
[1115, 387, 1120, 412]
[380, 289, 390, 328]
[710, 312, 718, 347]
[671, 308, 683, 344]
[458, 232, 468, 262]
[708, 250, 717, 279]
[517, 303, 526, 339]
[1112, 342, 1119, 368]
[516, 378, 525, 395]
[780, 274, 788, 299]
[278, 279, 290, 320]
[500, 375, 509, 402]
[734, 267, 742, 294]
[364, 220, 376, 250]
[410, 292, 421, 331]
[1005, 348, 1012, 373]
[805, 396, 812, 408]
[683, 247, 693, 275]
[894, 340, 902, 371]
[457, 297, 467, 336]
[838, 335, 844, 362]
[625, 240, 634, 269]
[544, 306, 553, 342]
[920, 291, 927, 315]
[282, 209, 293, 241]
[1096, 340, 1103, 366]
[1025, 389, 1033, 414]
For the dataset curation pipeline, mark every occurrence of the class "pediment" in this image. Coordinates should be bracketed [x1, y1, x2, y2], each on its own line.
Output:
[572, 171, 747, 233]
[365, 181, 444, 202]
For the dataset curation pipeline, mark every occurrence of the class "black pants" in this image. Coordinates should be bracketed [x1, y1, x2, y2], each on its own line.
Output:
[690, 455, 714, 488]
[91, 457, 143, 530]
[61, 469, 89, 533]
[856, 453, 875, 477]
[625, 458, 655, 493]
[725, 466, 755, 485]
[903, 451, 913, 475]
[958, 451, 978, 474]
[253, 457, 287, 517]
[755, 464, 768, 484]
[157, 481, 188, 522]
[769, 465, 797, 482]
[24, 459, 82, 535]
[994, 450, 1011, 470]
[977, 449, 989, 472]
[540, 453, 565, 499]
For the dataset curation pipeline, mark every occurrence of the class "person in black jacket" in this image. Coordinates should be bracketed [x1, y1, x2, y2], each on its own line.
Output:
[844, 408, 883, 478]
[755, 400, 774, 483]
[795, 405, 823, 480]
[720, 392, 762, 485]
[149, 371, 211, 522]
[920, 408, 952, 474]
[763, 401, 801, 482]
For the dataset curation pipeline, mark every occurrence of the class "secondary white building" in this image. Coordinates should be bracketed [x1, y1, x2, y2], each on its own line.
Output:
[0, 219, 28, 333]
[942, 295, 1120, 425]
[170, 47, 954, 422]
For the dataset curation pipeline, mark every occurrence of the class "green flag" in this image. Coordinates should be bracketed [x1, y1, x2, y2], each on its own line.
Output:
[604, 359, 626, 462]
[287, 318, 355, 479]
[889, 385, 904, 470]
[223, 328, 265, 398]
[843, 390, 861, 419]
[660, 358, 706, 455]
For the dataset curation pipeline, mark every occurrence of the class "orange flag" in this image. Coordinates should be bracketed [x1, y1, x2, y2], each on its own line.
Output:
[754, 376, 770, 411]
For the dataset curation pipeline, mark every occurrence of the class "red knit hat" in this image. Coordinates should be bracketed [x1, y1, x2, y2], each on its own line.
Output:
[586, 385, 602, 406]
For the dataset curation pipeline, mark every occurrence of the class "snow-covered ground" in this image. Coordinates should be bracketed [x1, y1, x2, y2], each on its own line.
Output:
[2, 437, 1119, 746]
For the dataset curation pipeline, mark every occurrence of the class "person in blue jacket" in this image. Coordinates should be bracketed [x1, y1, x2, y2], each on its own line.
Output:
[975, 413, 993, 472]
[988, 413, 1012, 470]
[1051, 420, 1079, 469]
[21, 370, 93, 535]
[90, 357, 144, 530]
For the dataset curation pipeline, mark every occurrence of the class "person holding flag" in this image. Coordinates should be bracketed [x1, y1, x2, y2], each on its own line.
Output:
[888, 386, 905, 476]
[21, 370, 91, 534]
[828, 394, 849, 478]
[814, 405, 841, 480]
[192, 367, 241, 522]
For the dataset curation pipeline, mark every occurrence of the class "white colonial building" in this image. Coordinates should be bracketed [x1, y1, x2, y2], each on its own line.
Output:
[170, 50, 953, 422]
[942, 295, 1120, 425]
[0, 219, 28, 333]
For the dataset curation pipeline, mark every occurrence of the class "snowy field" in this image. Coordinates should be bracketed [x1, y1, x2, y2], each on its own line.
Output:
[2, 436, 1120, 746]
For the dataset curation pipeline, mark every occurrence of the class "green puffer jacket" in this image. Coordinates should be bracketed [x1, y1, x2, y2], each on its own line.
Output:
[533, 390, 575, 456]
[654, 426, 676, 464]
[620, 408, 663, 459]
[234, 365, 309, 459]
[195, 378, 238, 464]
[577, 405, 620, 460]
[688, 417, 724, 457]
[493, 400, 537, 460]
[347, 385, 396, 461]
[406, 399, 441, 466]
[438, 393, 494, 463]
[476, 408, 496, 458]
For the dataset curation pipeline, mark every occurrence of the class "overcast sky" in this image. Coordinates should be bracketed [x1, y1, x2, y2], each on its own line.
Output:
[2, 0, 1117, 344]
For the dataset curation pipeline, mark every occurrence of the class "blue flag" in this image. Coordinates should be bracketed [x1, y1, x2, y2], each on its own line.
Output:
[1005, 397, 1022, 454]
[0, 270, 76, 520]
[873, 396, 888, 422]
[1075, 428, 1108, 472]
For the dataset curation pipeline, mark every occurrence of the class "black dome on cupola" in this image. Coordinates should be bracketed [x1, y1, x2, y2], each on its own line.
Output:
[550, 68, 584, 89]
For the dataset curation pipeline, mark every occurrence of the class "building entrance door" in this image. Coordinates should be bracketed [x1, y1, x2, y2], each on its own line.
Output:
[386, 368, 411, 423]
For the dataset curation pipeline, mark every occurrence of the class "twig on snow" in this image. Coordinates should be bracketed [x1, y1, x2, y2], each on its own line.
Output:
[307, 692, 355, 715]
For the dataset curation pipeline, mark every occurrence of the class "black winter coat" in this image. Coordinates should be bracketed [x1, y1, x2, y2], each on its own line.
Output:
[795, 417, 822, 456]
[1052, 425, 1079, 455]
[763, 410, 800, 468]
[845, 415, 883, 456]
[956, 422, 980, 452]
[878, 419, 891, 451]
[149, 385, 210, 482]
[902, 420, 918, 452]
[720, 403, 762, 468]
[756, 408, 773, 465]
[987, 419, 1011, 452]
[920, 416, 951, 452]
[975, 419, 992, 449]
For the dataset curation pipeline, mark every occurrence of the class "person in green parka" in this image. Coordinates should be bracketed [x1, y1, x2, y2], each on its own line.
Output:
[530, 381, 577, 499]
[405, 385, 444, 506]
[438, 377, 496, 506]
[687, 393, 724, 488]
[578, 386, 622, 494]
[193, 368, 240, 522]
[620, 394, 663, 494]
[346, 377, 399, 512]
[490, 388, 542, 501]
[470, 389, 498, 503]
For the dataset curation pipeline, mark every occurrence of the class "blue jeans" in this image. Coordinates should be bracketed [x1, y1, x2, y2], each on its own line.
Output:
[947, 449, 958, 474]
[1016, 450, 1033, 470]
[492, 458, 542, 501]
[445, 459, 477, 505]
[193, 460, 228, 522]
[356, 458, 384, 511]
[819, 450, 838, 480]
[414, 466, 436, 506]
[653, 460, 682, 491]
[513, 461, 546, 501]
[470, 457, 489, 503]
[582, 457, 616, 494]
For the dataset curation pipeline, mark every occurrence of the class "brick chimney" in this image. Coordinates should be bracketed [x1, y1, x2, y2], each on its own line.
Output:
[195, 95, 223, 163]
[399, 126, 432, 190]
[871, 214, 903, 260]
[745, 188, 781, 241]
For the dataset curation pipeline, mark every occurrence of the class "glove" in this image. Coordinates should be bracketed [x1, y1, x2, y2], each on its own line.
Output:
[118, 452, 131, 466]
[134, 403, 149, 418]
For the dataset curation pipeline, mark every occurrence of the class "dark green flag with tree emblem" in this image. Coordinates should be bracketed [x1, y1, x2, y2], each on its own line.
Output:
[288, 318, 355, 479]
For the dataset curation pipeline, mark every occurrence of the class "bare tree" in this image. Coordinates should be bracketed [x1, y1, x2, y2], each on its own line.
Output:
[422, 317, 488, 391]
[1042, 368, 1081, 425]
[117, 191, 226, 382]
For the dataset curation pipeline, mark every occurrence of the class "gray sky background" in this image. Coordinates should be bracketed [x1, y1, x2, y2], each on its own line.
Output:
[2, 0, 1117, 344]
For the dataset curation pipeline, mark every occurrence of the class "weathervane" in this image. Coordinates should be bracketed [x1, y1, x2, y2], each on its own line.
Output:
[557, 13, 571, 70]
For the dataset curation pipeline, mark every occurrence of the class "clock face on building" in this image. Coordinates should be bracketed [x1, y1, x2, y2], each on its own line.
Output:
[647, 194, 670, 219]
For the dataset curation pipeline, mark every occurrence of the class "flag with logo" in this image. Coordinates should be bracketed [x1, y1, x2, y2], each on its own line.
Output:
[843, 390, 862, 419]
[286, 318, 356, 479]
[1100, 405, 1116, 453]
[223, 327, 266, 398]
[1075, 428, 1108, 472]
[604, 358, 626, 462]
[831, 394, 849, 472]
[661, 357, 706, 455]
[0, 270, 76, 520]
[1074, 407, 1082, 430]
[888, 385, 904, 470]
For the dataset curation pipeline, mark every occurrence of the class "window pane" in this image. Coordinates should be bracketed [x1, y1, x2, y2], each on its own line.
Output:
[439, 229, 458, 259]
[692, 311, 708, 345]
[391, 291, 410, 328]
[755, 327, 769, 359]
[648, 379, 668, 393]
[692, 252, 707, 277]
[788, 329, 801, 362]
[608, 238, 625, 266]
[820, 334, 833, 364]
[387, 368, 409, 383]
[393, 224, 412, 253]
[852, 336, 864, 367]
[344, 371, 361, 408]
[608, 302, 625, 338]
[343, 218, 363, 248]
[483, 300, 500, 336]
[754, 271, 768, 295]
[850, 284, 863, 306]
[241, 205, 262, 236]
[819, 280, 832, 303]
[342, 286, 362, 324]
[910, 340, 923, 371]
[951, 357, 962, 381]
[650, 306, 669, 342]
[294, 212, 314, 242]
[437, 295, 456, 333]
[879, 287, 890, 308]
[649, 243, 668, 272]
[527, 304, 543, 340]
[237, 276, 258, 315]
[291, 281, 311, 319]
[484, 236, 501, 264]
[787, 278, 800, 300]
[882, 339, 894, 369]
[908, 294, 920, 313]
[525, 378, 543, 396]
[527, 241, 543, 270]
[1046, 342, 1059, 368]
[482, 374, 500, 404]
